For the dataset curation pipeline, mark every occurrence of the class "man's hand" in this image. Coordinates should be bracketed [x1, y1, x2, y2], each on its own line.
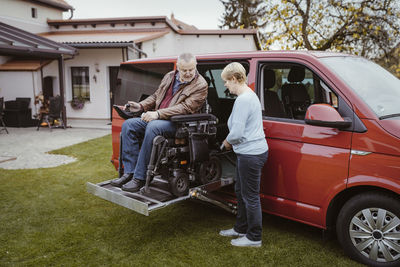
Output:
[141, 111, 159, 122]
[223, 139, 232, 150]
[126, 101, 142, 112]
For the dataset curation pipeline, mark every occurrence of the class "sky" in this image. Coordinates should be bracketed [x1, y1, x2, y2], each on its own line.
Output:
[63, 0, 226, 29]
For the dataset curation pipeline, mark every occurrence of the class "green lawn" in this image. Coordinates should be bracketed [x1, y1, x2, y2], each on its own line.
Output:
[0, 135, 362, 266]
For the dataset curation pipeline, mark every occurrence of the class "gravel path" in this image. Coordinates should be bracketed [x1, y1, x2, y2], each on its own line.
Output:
[0, 127, 110, 169]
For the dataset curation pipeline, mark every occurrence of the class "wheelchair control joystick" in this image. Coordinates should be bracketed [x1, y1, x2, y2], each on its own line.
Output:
[219, 143, 226, 152]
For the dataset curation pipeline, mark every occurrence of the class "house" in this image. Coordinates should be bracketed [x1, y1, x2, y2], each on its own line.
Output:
[0, 0, 75, 126]
[0, 0, 73, 33]
[1, 0, 260, 122]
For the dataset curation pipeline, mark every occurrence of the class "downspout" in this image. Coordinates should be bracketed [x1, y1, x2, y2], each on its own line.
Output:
[67, 8, 74, 20]
[121, 48, 125, 62]
[128, 43, 148, 58]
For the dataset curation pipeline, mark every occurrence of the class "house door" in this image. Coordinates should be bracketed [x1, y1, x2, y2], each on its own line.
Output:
[43, 76, 53, 101]
[109, 66, 120, 119]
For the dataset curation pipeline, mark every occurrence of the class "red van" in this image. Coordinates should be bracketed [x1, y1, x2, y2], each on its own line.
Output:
[88, 51, 400, 267]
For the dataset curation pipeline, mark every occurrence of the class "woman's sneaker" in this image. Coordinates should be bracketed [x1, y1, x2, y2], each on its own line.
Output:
[219, 228, 245, 237]
[231, 236, 262, 247]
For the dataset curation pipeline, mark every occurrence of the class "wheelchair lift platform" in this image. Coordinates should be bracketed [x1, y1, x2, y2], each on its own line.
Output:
[86, 177, 235, 216]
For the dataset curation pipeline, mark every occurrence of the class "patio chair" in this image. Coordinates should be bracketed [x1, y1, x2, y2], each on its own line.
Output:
[37, 95, 65, 131]
[0, 97, 9, 134]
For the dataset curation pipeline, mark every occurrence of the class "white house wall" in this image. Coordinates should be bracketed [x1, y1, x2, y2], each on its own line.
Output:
[180, 34, 257, 54]
[0, 0, 63, 33]
[142, 32, 257, 58]
[64, 48, 124, 119]
[0, 70, 41, 115]
[141, 31, 176, 58]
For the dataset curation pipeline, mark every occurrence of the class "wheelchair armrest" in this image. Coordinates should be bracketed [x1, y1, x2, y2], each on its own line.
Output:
[113, 105, 143, 120]
[170, 113, 217, 123]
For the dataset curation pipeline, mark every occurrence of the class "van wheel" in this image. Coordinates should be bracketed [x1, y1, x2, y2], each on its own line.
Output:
[336, 192, 400, 267]
[198, 156, 222, 185]
[170, 173, 189, 197]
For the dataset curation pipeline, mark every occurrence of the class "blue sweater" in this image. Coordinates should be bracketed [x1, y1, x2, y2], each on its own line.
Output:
[227, 91, 268, 155]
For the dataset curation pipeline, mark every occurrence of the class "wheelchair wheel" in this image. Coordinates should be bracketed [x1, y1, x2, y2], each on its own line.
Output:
[170, 173, 189, 197]
[199, 156, 222, 185]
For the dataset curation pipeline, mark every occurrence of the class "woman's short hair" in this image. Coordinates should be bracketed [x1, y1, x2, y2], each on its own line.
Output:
[221, 62, 247, 84]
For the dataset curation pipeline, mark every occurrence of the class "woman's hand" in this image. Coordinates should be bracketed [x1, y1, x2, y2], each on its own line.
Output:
[223, 139, 232, 150]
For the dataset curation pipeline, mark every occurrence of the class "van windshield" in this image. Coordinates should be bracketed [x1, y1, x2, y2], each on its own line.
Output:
[321, 56, 400, 119]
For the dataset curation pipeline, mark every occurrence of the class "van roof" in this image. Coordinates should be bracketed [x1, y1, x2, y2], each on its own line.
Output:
[121, 50, 355, 65]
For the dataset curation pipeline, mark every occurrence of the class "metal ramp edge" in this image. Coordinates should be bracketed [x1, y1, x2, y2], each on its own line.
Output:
[87, 177, 235, 216]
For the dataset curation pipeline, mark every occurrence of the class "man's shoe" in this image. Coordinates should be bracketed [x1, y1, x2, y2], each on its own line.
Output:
[121, 178, 145, 192]
[219, 228, 245, 237]
[231, 236, 262, 247]
[110, 173, 133, 187]
[113, 105, 142, 120]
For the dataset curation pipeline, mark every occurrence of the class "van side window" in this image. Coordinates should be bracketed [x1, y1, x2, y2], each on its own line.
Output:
[260, 64, 338, 120]
[197, 62, 250, 124]
[205, 69, 237, 99]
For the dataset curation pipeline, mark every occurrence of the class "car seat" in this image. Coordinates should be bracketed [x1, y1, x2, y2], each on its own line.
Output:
[281, 66, 310, 119]
[263, 69, 286, 118]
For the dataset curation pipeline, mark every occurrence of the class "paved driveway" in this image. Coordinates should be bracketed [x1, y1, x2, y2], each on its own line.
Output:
[0, 126, 110, 169]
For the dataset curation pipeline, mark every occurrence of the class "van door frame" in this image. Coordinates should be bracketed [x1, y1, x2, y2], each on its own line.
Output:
[254, 57, 354, 228]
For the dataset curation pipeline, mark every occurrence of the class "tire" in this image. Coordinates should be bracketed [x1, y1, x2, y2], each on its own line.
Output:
[198, 156, 222, 185]
[170, 173, 189, 197]
[336, 192, 400, 267]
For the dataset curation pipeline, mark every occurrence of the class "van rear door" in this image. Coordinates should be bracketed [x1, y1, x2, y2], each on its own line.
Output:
[111, 62, 175, 170]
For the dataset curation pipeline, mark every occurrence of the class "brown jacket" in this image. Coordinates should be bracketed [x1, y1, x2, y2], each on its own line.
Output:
[139, 70, 208, 119]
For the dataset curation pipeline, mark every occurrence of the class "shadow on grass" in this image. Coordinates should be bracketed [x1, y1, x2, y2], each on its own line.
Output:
[0, 135, 362, 267]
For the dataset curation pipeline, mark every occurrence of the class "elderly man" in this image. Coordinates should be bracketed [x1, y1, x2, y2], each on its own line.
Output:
[111, 53, 208, 192]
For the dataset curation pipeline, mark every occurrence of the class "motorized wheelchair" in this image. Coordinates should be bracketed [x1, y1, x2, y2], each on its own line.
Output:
[116, 104, 230, 198]
[142, 112, 223, 197]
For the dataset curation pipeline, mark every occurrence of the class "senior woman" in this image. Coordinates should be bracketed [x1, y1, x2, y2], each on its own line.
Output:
[219, 62, 268, 247]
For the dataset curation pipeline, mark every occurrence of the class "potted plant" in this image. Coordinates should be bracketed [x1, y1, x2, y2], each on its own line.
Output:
[70, 96, 86, 110]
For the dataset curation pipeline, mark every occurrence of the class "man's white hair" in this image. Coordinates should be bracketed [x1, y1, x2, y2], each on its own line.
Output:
[177, 53, 197, 65]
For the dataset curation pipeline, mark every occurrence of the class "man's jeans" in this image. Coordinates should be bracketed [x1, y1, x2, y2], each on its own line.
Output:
[121, 118, 176, 180]
[233, 151, 268, 241]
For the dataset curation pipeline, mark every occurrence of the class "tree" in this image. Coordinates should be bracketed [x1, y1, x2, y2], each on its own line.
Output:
[263, 0, 400, 60]
[379, 43, 400, 78]
[219, 0, 268, 29]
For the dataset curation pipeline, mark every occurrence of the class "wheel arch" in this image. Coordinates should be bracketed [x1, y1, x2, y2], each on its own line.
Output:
[326, 185, 400, 230]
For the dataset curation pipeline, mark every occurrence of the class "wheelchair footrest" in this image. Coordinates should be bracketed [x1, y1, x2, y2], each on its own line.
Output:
[86, 177, 190, 216]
